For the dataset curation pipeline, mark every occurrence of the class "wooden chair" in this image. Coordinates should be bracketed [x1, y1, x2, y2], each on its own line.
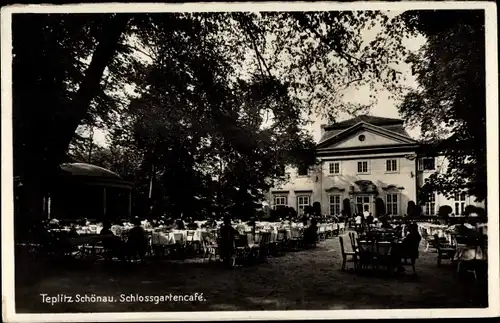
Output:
[348, 232, 359, 253]
[288, 228, 302, 250]
[202, 234, 219, 263]
[436, 238, 456, 267]
[318, 226, 326, 241]
[339, 236, 358, 271]
[274, 229, 287, 255]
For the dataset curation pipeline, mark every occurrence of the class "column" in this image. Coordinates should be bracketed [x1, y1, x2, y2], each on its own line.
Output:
[103, 187, 107, 218]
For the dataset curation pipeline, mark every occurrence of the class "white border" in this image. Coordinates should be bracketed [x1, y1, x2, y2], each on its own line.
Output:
[2, 2, 499, 322]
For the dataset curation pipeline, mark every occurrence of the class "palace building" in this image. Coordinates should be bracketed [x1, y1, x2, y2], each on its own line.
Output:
[267, 115, 484, 217]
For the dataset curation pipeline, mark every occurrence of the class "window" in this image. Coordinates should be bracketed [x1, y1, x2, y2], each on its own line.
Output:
[356, 196, 370, 213]
[357, 161, 369, 174]
[386, 159, 398, 172]
[329, 195, 341, 216]
[358, 134, 366, 142]
[454, 192, 467, 216]
[297, 196, 310, 215]
[418, 157, 435, 171]
[329, 162, 340, 175]
[277, 166, 286, 177]
[273, 196, 287, 209]
[297, 164, 308, 176]
[386, 194, 399, 215]
[425, 194, 436, 216]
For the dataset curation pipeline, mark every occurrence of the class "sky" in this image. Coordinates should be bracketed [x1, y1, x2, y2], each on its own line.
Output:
[91, 11, 427, 147]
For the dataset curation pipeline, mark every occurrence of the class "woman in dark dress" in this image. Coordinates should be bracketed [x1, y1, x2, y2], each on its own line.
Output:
[126, 218, 148, 261]
[101, 221, 124, 260]
[219, 216, 237, 267]
[393, 223, 421, 275]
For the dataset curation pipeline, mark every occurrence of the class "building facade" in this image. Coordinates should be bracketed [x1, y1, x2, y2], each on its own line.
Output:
[267, 115, 484, 217]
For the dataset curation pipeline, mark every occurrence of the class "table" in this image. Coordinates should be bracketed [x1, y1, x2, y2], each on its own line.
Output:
[417, 223, 452, 243]
[454, 245, 487, 261]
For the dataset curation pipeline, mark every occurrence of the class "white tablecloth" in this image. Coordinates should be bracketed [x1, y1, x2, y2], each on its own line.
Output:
[454, 245, 486, 261]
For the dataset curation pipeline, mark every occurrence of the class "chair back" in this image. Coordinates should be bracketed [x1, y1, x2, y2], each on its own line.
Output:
[290, 228, 301, 239]
[277, 230, 286, 241]
[339, 236, 347, 257]
[349, 232, 357, 251]
[261, 232, 272, 246]
[246, 233, 255, 246]
[234, 234, 248, 248]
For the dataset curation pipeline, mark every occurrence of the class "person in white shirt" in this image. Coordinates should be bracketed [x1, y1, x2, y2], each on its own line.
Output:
[363, 210, 370, 219]
[355, 214, 363, 231]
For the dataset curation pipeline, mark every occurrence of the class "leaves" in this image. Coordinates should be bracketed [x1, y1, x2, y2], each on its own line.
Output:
[396, 10, 486, 201]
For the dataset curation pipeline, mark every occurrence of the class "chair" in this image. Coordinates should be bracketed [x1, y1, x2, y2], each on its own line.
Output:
[202, 234, 219, 263]
[339, 236, 358, 271]
[274, 229, 287, 255]
[348, 232, 359, 253]
[318, 226, 326, 241]
[455, 246, 484, 281]
[332, 224, 340, 237]
[257, 232, 272, 261]
[325, 224, 333, 239]
[436, 238, 456, 267]
[288, 228, 302, 249]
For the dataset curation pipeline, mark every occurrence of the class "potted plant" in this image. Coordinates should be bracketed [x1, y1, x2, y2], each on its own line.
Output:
[438, 205, 453, 224]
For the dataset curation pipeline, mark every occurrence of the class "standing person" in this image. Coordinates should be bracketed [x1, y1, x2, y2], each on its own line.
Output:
[126, 217, 148, 261]
[363, 209, 370, 220]
[355, 213, 363, 232]
[366, 212, 374, 227]
[219, 216, 237, 268]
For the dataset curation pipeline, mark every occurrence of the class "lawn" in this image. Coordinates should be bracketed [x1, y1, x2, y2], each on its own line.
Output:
[15, 232, 488, 313]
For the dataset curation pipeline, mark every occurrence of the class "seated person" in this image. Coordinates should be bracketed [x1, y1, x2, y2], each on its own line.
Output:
[380, 219, 392, 229]
[186, 220, 199, 230]
[68, 225, 80, 238]
[100, 221, 125, 260]
[175, 219, 186, 230]
[393, 223, 421, 274]
[126, 218, 148, 260]
[219, 216, 238, 267]
[304, 218, 319, 246]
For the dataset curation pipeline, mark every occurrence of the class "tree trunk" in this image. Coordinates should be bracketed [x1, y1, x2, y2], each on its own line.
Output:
[51, 14, 131, 168]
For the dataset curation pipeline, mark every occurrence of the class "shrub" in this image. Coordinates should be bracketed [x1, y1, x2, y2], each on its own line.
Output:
[375, 198, 386, 217]
[407, 200, 416, 217]
[464, 205, 477, 216]
[303, 205, 314, 216]
[312, 201, 322, 216]
[438, 205, 453, 218]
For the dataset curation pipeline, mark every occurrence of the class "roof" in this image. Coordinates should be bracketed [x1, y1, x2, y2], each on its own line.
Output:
[60, 163, 123, 180]
[319, 114, 411, 144]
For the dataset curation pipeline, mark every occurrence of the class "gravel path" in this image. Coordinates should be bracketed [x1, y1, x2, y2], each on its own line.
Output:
[15, 232, 488, 313]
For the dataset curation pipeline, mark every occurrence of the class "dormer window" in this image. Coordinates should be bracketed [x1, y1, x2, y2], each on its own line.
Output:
[297, 164, 309, 176]
[418, 157, 436, 171]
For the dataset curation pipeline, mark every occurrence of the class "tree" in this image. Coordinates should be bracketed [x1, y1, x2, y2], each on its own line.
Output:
[12, 11, 414, 221]
[396, 10, 486, 202]
[13, 13, 132, 220]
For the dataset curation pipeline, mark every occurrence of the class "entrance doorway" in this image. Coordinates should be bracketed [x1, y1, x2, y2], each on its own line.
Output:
[355, 195, 371, 214]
